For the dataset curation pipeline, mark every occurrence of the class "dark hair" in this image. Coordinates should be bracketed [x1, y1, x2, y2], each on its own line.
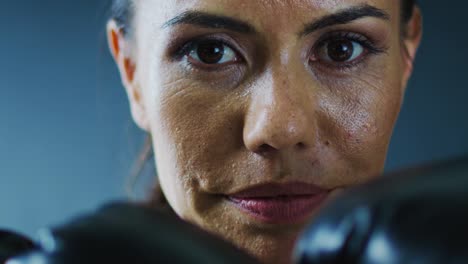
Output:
[110, 0, 418, 208]
[402, 0, 416, 25]
[110, 0, 134, 35]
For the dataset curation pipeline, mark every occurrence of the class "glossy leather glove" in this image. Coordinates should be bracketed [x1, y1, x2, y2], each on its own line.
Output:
[294, 157, 468, 264]
[8, 202, 258, 264]
[0, 230, 37, 264]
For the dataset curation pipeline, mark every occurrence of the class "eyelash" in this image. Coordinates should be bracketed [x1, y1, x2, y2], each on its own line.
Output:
[171, 31, 385, 71]
[173, 36, 238, 60]
[311, 31, 386, 70]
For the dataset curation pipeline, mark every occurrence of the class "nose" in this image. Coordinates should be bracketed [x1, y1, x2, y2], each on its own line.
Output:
[243, 67, 318, 155]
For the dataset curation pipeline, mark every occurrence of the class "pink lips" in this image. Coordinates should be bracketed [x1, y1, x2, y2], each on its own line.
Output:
[227, 182, 329, 224]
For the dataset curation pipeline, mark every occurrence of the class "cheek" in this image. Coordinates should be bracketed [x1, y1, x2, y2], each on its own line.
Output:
[317, 59, 404, 176]
[148, 74, 244, 217]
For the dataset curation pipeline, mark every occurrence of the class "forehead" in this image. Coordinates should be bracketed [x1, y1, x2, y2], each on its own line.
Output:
[138, 0, 398, 30]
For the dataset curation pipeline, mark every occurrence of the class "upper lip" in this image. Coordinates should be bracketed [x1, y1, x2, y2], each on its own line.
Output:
[227, 182, 328, 198]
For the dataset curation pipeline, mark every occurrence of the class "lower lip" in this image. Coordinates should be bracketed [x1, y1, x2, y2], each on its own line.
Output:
[227, 193, 328, 224]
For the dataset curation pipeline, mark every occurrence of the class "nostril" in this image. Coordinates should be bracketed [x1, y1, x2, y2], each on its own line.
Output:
[257, 144, 276, 154]
[296, 142, 307, 149]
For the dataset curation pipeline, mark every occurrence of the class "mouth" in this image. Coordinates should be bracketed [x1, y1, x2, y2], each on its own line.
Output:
[225, 182, 329, 225]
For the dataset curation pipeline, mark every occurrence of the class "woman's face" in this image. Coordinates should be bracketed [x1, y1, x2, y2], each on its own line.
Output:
[109, 0, 421, 263]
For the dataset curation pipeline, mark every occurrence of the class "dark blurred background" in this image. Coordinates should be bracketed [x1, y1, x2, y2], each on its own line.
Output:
[1, 1, 467, 236]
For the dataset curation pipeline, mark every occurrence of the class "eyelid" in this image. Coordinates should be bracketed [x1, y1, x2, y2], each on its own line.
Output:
[188, 41, 239, 66]
[315, 31, 384, 54]
[171, 34, 247, 63]
[309, 30, 387, 70]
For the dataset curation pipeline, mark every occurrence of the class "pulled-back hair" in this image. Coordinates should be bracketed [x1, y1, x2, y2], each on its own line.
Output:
[110, 0, 133, 35]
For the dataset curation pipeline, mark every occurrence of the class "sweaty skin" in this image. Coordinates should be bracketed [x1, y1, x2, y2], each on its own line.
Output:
[108, 0, 422, 263]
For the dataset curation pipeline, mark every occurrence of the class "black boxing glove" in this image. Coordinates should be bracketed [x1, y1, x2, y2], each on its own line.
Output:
[9, 202, 257, 264]
[294, 157, 468, 264]
[0, 230, 37, 263]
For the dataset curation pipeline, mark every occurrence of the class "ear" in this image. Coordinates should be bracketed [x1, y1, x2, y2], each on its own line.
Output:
[107, 20, 150, 132]
[401, 6, 423, 88]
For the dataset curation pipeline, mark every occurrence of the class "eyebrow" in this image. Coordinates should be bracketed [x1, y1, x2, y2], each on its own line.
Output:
[162, 4, 390, 37]
[299, 4, 390, 36]
[162, 11, 256, 34]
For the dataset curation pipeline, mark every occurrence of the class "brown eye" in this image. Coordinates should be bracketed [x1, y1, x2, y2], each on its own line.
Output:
[316, 38, 364, 63]
[327, 39, 354, 61]
[188, 40, 238, 65]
